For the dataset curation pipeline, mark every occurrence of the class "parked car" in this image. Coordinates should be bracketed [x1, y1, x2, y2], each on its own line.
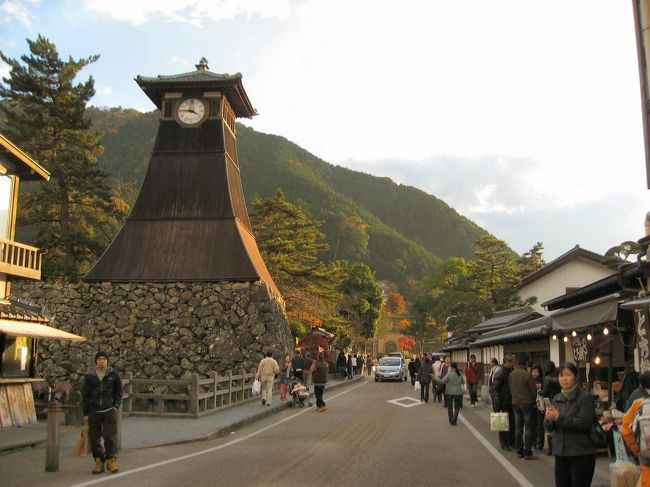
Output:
[375, 356, 408, 382]
[388, 352, 404, 358]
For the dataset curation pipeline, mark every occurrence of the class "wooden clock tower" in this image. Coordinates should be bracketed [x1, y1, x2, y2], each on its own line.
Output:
[85, 58, 278, 295]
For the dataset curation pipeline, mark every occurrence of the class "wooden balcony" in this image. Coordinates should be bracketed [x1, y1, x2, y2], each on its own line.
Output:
[0, 238, 42, 280]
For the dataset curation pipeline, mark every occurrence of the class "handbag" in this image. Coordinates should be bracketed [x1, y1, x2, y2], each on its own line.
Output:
[252, 379, 262, 396]
[414, 381, 421, 392]
[535, 390, 547, 413]
[435, 382, 446, 396]
[490, 412, 510, 431]
[74, 425, 90, 456]
[589, 420, 607, 449]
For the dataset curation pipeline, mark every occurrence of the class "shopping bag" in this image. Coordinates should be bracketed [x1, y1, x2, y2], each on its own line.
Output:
[74, 425, 90, 456]
[414, 381, 421, 392]
[252, 379, 262, 396]
[490, 412, 510, 432]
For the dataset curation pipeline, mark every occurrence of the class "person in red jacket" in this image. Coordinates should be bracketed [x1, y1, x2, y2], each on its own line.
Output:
[464, 354, 480, 407]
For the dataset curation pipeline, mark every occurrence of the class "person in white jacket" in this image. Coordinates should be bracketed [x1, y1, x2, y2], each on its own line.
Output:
[256, 351, 280, 406]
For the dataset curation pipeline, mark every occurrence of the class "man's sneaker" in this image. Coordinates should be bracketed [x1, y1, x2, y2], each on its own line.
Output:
[524, 453, 537, 460]
[105, 457, 119, 474]
[92, 458, 105, 474]
[516, 451, 525, 458]
[261, 399, 266, 406]
[501, 446, 513, 452]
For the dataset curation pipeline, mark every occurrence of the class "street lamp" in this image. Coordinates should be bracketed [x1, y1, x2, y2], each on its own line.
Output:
[445, 315, 457, 340]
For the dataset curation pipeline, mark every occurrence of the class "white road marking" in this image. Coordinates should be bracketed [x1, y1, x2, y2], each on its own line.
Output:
[459, 413, 536, 487]
[386, 396, 422, 408]
[69, 381, 368, 487]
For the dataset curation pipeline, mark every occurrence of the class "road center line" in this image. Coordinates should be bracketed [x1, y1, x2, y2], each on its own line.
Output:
[459, 413, 535, 487]
[70, 381, 368, 487]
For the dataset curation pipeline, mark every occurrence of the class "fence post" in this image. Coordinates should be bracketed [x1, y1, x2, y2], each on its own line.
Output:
[124, 372, 133, 415]
[116, 404, 123, 453]
[45, 400, 62, 472]
[210, 371, 218, 410]
[190, 373, 199, 417]
[227, 370, 233, 405]
[240, 369, 246, 401]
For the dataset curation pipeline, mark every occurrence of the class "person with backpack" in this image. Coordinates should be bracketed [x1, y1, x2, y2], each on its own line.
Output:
[543, 362, 596, 487]
[416, 357, 434, 403]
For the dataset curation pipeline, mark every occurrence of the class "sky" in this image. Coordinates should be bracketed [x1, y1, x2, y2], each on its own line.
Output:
[1, 0, 649, 261]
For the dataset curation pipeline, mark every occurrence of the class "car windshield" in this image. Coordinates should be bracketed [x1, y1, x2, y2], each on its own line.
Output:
[379, 358, 401, 367]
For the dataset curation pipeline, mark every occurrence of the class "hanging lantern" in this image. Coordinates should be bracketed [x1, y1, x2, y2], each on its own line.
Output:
[552, 333, 557, 340]
[563, 336, 568, 343]
[571, 330, 577, 337]
[594, 356, 601, 365]
[603, 327, 609, 336]
[587, 333, 592, 341]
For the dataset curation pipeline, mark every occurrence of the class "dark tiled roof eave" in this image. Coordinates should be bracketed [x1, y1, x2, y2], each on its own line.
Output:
[472, 316, 552, 347]
[0, 297, 50, 323]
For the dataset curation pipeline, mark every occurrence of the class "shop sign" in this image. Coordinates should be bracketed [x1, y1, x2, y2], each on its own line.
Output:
[572, 337, 589, 362]
[636, 309, 650, 373]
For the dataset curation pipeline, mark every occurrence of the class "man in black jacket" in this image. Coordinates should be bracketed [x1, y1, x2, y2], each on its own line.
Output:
[492, 354, 515, 451]
[82, 351, 123, 474]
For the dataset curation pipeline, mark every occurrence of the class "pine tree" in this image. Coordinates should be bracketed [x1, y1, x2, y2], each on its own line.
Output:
[338, 262, 383, 340]
[0, 35, 127, 280]
[250, 189, 342, 334]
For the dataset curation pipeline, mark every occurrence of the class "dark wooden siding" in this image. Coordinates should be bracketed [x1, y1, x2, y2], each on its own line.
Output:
[130, 153, 233, 219]
[85, 219, 259, 281]
[226, 160, 251, 232]
[154, 120, 223, 153]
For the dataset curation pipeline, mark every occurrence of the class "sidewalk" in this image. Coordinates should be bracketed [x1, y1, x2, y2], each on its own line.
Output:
[0, 375, 363, 452]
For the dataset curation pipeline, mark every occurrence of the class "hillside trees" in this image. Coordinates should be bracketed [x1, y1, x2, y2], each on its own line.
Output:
[337, 262, 383, 341]
[0, 36, 128, 280]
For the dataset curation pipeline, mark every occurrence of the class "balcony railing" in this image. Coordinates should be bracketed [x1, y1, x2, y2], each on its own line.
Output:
[0, 237, 42, 280]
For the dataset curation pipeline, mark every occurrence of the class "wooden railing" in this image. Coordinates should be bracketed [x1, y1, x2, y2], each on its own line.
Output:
[0, 237, 41, 280]
[121, 370, 280, 418]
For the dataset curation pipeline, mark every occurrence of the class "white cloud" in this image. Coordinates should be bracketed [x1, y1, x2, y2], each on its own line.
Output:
[0, 0, 38, 26]
[96, 84, 112, 96]
[170, 56, 188, 65]
[85, 0, 292, 26]
[0, 59, 10, 80]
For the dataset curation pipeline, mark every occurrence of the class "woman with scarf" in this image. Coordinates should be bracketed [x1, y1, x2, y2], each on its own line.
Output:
[543, 362, 596, 487]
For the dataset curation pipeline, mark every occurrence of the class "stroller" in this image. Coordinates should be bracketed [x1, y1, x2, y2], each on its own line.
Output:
[290, 379, 310, 408]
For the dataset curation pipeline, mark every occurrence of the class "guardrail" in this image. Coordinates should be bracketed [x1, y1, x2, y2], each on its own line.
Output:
[121, 370, 280, 418]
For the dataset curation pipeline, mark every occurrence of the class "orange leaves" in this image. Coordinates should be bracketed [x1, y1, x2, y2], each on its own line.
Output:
[384, 291, 406, 316]
[396, 319, 410, 330]
[399, 336, 416, 351]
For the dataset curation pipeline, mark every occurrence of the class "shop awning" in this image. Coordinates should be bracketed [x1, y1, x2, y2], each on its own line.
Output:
[0, 319, 85, 341]
[550, 293, 620, 331]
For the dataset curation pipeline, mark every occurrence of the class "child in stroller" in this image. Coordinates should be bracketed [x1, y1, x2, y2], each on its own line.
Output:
[290, 379, 310, 408]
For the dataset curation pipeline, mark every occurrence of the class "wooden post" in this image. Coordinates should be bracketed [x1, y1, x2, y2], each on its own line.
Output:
[45, 401, 62, 472]
[116, 404, 123, 453]
[240, 369, 246, 401]
[124, 372, 133, 414]
[227, 370, 232, 405]
[189, 374, 199, 417]
[210, 371, 218, 410]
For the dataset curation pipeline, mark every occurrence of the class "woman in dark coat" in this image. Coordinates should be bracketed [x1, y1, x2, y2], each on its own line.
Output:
[416, 357, 433, 403]
[531, 365, 544, 450]
[544, 362, 596, 487]
[408, 357, 421, 385]
[336, 351, 347, 379]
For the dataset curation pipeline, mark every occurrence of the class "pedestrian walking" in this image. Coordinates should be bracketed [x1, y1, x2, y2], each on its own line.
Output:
[347, 353, 353, 379]
[417, 357, 433, 403]
[351, 354, 357, 376]
[544, 362, 596, 487]
[408, 356, 420, 386]
[438, 355, 451, 406]
[337, 351, 347, 379]
[366, 354, 373, 376]
[492, 354, 515, 451]
[302, 352, 313, 391]
[291, 350, 304, 382]
[82, 351, 123, 475]
[279, 354, 291, 402]
[531, 365, 544, 451]
[311, 352, 329, 412]
[357, 354, 365, 376]
[437, 362, 464, 425]
[464, 354, 480, 407]
[509, 353, 537, 459]
[256, 351, 280, 407]
[540, 360, 561, 455]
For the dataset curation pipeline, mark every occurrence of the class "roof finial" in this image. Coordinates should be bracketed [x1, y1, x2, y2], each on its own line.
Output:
[196, 57, 209, 71]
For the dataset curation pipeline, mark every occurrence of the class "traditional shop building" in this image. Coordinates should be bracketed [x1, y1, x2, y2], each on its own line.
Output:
[0, 134, 84, 427]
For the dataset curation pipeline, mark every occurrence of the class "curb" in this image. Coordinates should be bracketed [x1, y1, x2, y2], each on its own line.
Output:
[139, 376, 364, 448]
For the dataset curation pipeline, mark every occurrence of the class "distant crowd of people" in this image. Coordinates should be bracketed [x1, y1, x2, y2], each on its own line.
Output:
[336, 351, 375, 379]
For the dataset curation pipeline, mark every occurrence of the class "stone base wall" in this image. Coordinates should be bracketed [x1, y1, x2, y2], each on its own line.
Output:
[12, 281, 293, 386]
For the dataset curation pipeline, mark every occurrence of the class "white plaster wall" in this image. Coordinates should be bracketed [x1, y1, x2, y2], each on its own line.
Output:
[518, 259, 615, 313]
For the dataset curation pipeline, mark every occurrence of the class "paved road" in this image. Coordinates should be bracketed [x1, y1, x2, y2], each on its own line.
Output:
[2, 377, 611, 486]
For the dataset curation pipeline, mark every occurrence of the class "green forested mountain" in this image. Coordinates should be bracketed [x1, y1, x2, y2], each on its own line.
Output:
[84, 107, 489, 294]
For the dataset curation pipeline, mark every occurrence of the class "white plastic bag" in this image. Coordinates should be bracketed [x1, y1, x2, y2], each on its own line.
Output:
[490, 412, 510, 431]
[414, 381, 421, 392]
[252, 379, 261, 396]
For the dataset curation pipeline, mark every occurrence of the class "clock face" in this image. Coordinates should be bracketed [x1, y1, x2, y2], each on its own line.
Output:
[175, 98, 207, 127]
